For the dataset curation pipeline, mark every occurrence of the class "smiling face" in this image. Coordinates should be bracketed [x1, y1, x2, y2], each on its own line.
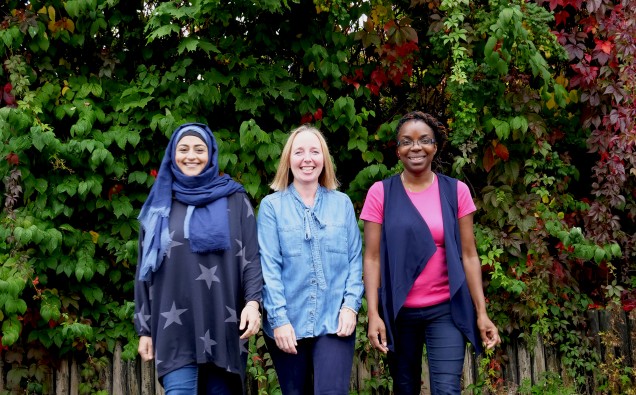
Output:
[175, 135, 209, 176]
[396, 120, 437, 175]
[290, 130, 324, 187]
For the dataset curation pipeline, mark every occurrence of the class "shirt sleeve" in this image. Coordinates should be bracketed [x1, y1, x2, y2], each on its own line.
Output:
[134, 229, 152, 337]
[240, 194, 263, 305]
[457, 180, 477, 218]
[359, 181, 384, 224]
[256, 196, 291, 329]
[341, 196, 364, 313]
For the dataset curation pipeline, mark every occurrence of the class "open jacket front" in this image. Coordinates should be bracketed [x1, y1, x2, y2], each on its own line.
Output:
[379, 173, 482, 355]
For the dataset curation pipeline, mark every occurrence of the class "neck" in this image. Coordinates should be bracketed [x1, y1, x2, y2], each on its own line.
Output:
[401, 170, 435, 192]
[293, 181, 319, 206]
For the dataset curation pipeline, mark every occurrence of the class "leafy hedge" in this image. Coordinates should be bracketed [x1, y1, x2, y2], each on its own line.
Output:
[1, 0, 634, 393]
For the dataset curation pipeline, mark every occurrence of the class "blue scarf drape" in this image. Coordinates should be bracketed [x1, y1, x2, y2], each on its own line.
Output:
[137, 123, 245, 280]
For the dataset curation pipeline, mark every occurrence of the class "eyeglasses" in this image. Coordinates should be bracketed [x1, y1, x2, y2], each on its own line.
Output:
[397, 137, 436, 148]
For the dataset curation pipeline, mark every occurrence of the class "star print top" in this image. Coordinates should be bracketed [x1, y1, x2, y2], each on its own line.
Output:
[134, 192, 262, 382]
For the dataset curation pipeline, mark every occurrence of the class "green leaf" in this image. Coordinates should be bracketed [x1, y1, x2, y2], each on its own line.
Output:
[147, 24, 181, 41]
[1, 316, 22, 346]
[111, 195, 134, 218]
[40, 294, 61, 321]
[178, 37, 200, 53]
[137, 150, 151, 166]
[593, 247, 605, 263]
[484, 36, 497, 57]
[128, 171, 149, 184]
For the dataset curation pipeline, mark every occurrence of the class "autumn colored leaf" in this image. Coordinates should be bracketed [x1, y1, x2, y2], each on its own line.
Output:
[366, 83, 380, 96]
[300, 113, 313, 124]
[2, 83, 16, 107]
[494, 142, 510, 161]
[483, 146, 495, 172]
[108, 184, 123, 200]
[5, 153, 19, 166]
[370, 68, 388, 88]
[594, 39, 612, 54]
[89, 231, 99, 244]
[554, 10, 570, 26]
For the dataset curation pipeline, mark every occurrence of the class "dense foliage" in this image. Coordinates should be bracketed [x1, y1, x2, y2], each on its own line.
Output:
[0, 0, 634, 393]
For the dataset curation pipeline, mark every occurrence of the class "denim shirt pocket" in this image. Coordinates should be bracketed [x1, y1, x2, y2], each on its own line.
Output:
[279, 226, 303, 257]
[323, 224, 348, 254]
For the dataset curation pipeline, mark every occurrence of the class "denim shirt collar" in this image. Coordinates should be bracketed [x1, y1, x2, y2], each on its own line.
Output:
[288, 183, 326, 241]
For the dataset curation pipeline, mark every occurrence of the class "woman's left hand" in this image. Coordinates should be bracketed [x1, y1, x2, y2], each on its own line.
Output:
[477, 314, 501, 350]
[239, 302, 261, 339]
[336, 307, 357, 337]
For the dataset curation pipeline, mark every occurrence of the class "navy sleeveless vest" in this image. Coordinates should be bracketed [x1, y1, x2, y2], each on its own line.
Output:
[379, 173, 482, 354]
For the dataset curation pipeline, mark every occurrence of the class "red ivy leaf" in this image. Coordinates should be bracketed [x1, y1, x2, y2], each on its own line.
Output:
[341, 75, 361, 90]
[554, 10, 570, 26]
[370, 68, 388, 88]
[552, 261, 565, 279]
[594, 39, 613, 54]
[2, 83, 16, 107]
[5, 152, 19, 166]
[494, 143, 510, 161]
[108, 184, 123, 200]
[300, 113, 313, 124]
[622, 299, 636, 312]
[483, 146, 495, 172]
[579, 16, 598, 34]
[366, 83, 380, 96]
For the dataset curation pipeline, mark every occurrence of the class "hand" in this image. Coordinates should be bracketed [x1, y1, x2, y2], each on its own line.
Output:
[477, 314, 501, 350]
[367, 314, 388, 353]
[336, 308, 357, 337]
[138, 336, 154, 361]
[273, 323, 297, 354]
[239, 302, 261, 339]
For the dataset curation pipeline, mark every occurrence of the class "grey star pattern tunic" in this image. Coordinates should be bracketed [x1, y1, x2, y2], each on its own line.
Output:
[134, 192, 262, 383]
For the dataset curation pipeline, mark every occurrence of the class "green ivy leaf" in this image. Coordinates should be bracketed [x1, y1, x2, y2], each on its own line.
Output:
[1, 316, 22, 346]
[111, 195, 134, 218]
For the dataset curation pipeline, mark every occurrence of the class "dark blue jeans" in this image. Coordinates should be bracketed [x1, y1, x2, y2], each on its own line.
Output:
[388, 302, 466, 395]
[161, 363, 242, 395]
[265, 333, 355, 395]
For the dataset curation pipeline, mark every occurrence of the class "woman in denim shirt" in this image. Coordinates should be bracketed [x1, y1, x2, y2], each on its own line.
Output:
[257, 124, 363, 395]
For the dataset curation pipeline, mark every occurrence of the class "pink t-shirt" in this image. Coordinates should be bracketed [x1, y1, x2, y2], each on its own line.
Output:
[360, 176, 476, 308]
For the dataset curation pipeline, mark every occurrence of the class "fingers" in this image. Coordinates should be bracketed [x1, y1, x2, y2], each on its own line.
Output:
[239, 307, 261, 339]
[479, 319, 501, 350]
[484, 327, 501, 350]
[367, 317, 388, 354]
[336, 309, 357, 337]
[138, 336, 154, 361]
[274, 324, 297, 354]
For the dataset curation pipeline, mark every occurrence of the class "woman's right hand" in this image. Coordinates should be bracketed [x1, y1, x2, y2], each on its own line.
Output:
[273, 324, 297, 354]
[138, 336, 154, 361]
[367, 315, 388, 354]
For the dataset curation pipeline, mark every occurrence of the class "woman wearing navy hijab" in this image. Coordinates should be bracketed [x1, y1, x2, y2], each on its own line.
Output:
[134, 123, 263, 394]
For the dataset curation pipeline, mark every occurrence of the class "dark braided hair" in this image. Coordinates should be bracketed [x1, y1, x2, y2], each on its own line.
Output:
[395, 111, 447, 155]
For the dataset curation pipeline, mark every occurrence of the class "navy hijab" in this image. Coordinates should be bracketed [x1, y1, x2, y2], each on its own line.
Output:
[137, 123, 245, 280]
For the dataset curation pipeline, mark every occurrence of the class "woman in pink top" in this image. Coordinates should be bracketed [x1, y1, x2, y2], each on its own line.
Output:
[360, 111, 500, 395]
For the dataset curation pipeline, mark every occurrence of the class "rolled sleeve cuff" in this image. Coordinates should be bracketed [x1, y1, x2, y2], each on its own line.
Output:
[267, 309, 291, 329]
[342, 296, 361, 313]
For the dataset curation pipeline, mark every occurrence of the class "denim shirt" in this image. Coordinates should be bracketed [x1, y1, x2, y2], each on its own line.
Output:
[257, 184, 363, 339]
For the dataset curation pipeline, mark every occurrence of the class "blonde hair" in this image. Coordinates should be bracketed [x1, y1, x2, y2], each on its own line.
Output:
[270, 124, 339, 191]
